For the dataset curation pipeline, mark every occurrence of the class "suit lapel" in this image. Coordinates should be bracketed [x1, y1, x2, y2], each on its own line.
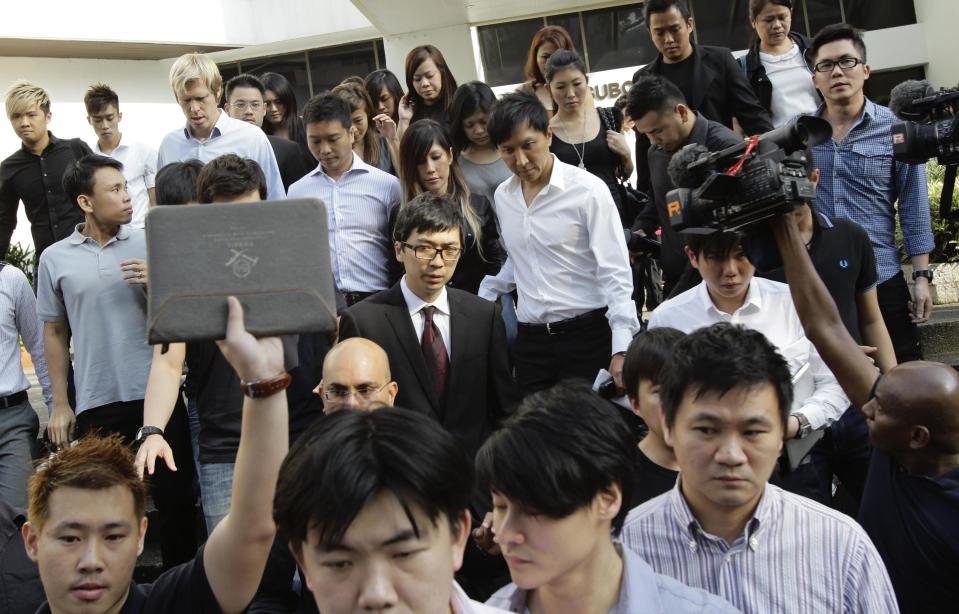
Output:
[383, 285, 442, 416]
[689, 47, 717, 112]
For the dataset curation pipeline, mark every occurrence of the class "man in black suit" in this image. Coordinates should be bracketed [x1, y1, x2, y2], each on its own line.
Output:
[224, 74, 308, 190]
[631, 0, 772, 195]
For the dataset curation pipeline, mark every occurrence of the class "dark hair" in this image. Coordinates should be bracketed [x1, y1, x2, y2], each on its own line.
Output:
[488, 91, 550, 147]
[626, 75, 687, 121]
[195, 154, 266, 202]
[448, 81, 497, 154]
[365, 69, 405, 124]
[749, 0, 792, 20]
[393, 192, 464, 244]
[623, 328, 686, 402]
[476, 381, 636, 535]
[404, 45, 458, 114]
[810, 23, 867, 64]
[225, 73, 265, 101]
[83, 83, 119, 115]
[260, 72, 307, 145]
[544, 49, 588, 83]
[525, 25, 578, 86]
[685, 230, 744, 261]
[62, 154, 124, 206]
[155, 160, 204, 205]
[332, 81, 382, 166]
[659, 323, 793, 429]
[340, 75, 366, 88]
[302, 93, 353, 131]
[273, 408, 474, 549]
[644, 0, 692, 23]
[614, 94, 629, 116]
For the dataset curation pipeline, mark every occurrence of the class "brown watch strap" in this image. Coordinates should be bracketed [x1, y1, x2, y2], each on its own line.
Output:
[240, 372, 292, 398]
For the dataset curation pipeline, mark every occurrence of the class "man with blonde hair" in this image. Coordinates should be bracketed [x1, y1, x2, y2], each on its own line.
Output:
[0, 80, 92, 259]
[157, 53, 285, 200]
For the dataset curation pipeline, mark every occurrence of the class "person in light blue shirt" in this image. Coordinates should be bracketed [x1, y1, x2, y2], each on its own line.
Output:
[476, 381, 739, 614]
[157, 53, 285, 201]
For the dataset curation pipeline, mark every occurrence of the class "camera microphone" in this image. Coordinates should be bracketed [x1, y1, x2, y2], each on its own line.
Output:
[667, 143, 712, 188]
[890, 79, 934, 119]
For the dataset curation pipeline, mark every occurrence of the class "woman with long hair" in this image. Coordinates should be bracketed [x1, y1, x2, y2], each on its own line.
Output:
[365, 68, 405, 124]
[523, 25, 578, 116]
[448, 82, 511, 205]
[396, 119, 504, 294]
[331, 80, 398, 175]
[398, 45, 458, 137]
[259, 72, 307, 146]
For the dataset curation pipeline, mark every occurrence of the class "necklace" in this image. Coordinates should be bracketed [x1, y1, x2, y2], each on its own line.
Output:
[559, 110, 587, 169]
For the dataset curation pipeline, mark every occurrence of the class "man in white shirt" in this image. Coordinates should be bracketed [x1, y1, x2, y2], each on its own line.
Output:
[479, 91, 640, 395]
[84, 83, 157, 229]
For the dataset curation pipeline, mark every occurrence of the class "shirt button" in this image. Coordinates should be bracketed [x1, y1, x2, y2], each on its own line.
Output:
[724, 555, 732, 563]
[749, 537, 759, 549]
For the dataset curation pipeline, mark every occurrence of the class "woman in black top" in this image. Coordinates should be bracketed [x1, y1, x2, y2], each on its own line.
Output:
[394, 120, 504, 295]
[364, 68, 405, 124]
[260, 72, 313, 169]
[545, 50, 633, 221]
[398, 45, 458, 137]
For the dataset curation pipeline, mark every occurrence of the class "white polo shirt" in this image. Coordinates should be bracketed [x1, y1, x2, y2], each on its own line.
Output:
[96, 136, 157, 229]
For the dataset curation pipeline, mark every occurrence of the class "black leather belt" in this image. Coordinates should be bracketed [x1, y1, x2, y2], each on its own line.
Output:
[0, 390, 27, 409]
[517, 308, 607, 335]
[341, 291, 374, 307]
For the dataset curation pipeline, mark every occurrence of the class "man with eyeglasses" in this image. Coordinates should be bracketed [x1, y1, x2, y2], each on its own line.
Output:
[808, 23, 934, 363]
[224, 74, 309, 191]
[313, 337, 397, 412]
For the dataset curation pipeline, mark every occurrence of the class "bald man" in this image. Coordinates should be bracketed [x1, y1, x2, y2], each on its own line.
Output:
[772, 213, 959, 614]
[314, 337, 397, 412]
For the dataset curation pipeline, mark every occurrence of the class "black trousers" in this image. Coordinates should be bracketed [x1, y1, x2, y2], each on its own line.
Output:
[876, 271, 924, 363]
[76, 397, 197, 569]
[513, 316, 612, 396]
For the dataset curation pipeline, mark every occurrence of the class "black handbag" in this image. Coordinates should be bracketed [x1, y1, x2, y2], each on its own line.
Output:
[597, 107, 648, 227]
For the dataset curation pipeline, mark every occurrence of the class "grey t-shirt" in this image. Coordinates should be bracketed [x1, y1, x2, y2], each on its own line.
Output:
[37, 224, 153, 413]
[459, 156, 511, 204]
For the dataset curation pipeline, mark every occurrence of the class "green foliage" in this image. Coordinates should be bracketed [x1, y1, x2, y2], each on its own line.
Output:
[3, 242, 36, 287]
[897, 160, 959, 263]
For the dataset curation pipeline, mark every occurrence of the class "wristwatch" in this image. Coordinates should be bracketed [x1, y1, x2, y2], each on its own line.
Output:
[134, 426, 164, 444]
[912, 269, 934, 283]
[240, 372, 292, 398]
[793, 413, 812, 439]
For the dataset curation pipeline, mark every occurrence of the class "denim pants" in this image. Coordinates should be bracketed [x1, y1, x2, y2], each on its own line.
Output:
[198, 461, 235, 534]
[0, 398, 39, 509]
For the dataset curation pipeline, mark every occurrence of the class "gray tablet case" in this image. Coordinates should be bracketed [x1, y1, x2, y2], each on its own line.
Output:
[145, 198, 337, 343]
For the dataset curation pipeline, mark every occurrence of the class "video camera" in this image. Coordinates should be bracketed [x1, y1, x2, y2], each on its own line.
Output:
[889, 80, 959, 219]
[664, 116, 832, 235]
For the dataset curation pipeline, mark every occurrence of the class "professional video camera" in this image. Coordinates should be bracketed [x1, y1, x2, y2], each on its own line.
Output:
[664, 115, 832, 235]
[889, 79, 959, 220]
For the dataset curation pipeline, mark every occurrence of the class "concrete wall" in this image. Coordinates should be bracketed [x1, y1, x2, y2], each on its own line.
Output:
[381, 24, 479, 89]
[915, 0, 959, 88]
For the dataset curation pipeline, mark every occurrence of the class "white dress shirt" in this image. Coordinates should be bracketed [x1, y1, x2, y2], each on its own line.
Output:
[0, 264, 52, 410]
[288, 153, 400, 293]
[648, 277, 848, 430]
[478, 155, 640, 354]
[95, 135, 157, 228]
[400, 276, 451, 358]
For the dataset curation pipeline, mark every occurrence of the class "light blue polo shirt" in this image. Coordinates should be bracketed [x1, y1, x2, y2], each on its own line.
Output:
[36, 224, 153, 413]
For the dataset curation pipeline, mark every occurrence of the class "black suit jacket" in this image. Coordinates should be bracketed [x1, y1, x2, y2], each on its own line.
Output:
[338, 283, 519, 463]
[267, 135, 310, 191]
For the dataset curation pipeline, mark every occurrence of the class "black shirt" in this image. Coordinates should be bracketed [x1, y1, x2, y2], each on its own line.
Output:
[267, 135, 310, 191]
[658, 54, 696, 106]
[0, 502, 44, 614]
[411, 104, 450, 131]
[762, 214, 877, 343]
[0, 132, 92, 258]
[34, 546, 219, 614]
[550, 109, 623, 215]
[629, 446, 679, 509]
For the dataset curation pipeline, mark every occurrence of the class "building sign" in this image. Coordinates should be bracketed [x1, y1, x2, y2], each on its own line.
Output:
[492, 65, 641, 107]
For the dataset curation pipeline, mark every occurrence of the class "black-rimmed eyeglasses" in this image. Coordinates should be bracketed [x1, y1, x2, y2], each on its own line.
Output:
[401, 242, 462, 262]
[813, 57, 864, 73]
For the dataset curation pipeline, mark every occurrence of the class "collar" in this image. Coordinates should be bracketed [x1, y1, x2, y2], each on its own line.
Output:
[815, 97, 877, 133]
[181, 108, 225, 141]
[667, 479, 775, 552]
[21, 131, 59, 155]
[309, 151, 370, 180]
[35, 582, 145, 614]
[617, 544, 666, 613]
[684, 111, 709, 147]
[814, 210, 834, 229]
[450, 581, 483, 613]
[94, 134, 126, 155]
[400, 275, 450, 317]
[649, 44, 698, 73]
[68, 223, 132, 245]
[696, 278, 762, 317]
[505, 153, 566, 199]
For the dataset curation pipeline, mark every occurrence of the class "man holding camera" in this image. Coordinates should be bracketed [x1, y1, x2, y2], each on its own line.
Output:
[809, 24, 934, 362]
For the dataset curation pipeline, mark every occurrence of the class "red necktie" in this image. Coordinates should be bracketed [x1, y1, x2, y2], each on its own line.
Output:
[421, 306, 449, 403]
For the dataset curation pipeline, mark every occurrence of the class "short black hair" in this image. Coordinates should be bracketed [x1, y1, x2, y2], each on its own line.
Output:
[195, 154, 266, 203]
[659, 323, 793, 430]
[644, 0, 691, 24]
[302, 92, 352, 131]
[83, 83, 119, 115]
[488, 90, 549, 147]
[155, 160, 204, 205]
[62, 154, 124, 206]
[393, 192, 464, 244]
[273, 408, 473, 549]
[225, 73, 265, 101]
[626, 75, 687, 121]
[543, 49, 587, 83]
[749, 0, 792, 20]
[810, 23, 867, 64]
[476, 381, 637, 535]
[685, 230, 743, 261]
[448, 81, 497, 154]
[623, 328, 686, 402]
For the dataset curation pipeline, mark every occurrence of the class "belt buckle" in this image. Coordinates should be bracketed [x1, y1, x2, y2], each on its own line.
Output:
[546, 321, 558, 335]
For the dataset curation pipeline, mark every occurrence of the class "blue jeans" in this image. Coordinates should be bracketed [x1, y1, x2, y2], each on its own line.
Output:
[0, 398, 39, 509]
[501, 292, 518, 346]
[198, 461, 235, 534]
[186, 398, 201, 497]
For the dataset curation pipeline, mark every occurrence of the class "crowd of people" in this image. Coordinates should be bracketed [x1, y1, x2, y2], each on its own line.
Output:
[0, 1, 955, 613]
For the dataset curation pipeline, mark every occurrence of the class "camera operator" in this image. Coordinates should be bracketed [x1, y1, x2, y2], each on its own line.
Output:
[627, 76, 742, 297]
[809, 24, 935, 362]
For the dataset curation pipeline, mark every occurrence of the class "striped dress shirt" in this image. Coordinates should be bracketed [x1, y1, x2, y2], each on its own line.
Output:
[621, 482, 900, 614]
[287, 153, 400, 293]
[0, 264, 51, 409]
